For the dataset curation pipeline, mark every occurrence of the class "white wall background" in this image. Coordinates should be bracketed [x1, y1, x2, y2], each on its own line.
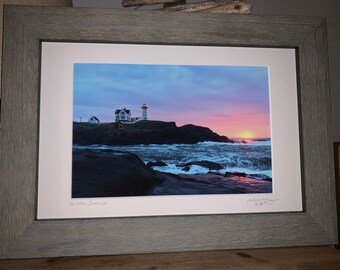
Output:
[73, 0, 340, 142]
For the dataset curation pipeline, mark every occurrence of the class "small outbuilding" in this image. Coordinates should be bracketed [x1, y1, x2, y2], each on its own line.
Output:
[88, 116, 100, 124]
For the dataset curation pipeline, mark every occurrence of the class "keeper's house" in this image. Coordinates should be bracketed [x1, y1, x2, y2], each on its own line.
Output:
[115, 108, 131, 122]
[115, 104, 148, 123]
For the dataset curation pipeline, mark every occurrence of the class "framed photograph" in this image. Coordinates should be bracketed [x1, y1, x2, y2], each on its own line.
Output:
[38, 42, 302, 219]
[0, 6, 337, 258]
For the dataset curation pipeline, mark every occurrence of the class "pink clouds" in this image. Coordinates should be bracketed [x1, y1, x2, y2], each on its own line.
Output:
[149, 108, 270, 139]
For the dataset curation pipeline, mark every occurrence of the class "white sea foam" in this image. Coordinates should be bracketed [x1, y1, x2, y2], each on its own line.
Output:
[74, 140, 272, 178]
[154, 164, 210, 175]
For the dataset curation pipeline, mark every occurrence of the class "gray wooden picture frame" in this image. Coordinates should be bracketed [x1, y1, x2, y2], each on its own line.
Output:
[0, 6, 338, 259]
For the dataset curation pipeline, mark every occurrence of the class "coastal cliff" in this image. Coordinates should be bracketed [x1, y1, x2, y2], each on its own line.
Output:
[73, 120, 233, 145]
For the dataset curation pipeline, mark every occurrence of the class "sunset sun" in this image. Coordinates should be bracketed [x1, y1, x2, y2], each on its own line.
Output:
[239, 131, 255, 139]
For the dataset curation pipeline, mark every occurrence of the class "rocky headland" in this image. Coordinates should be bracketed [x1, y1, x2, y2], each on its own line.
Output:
[73, 120, 233, 145]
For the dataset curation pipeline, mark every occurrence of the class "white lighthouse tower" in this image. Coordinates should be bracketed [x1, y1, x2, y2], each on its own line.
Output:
[141, 103, 148, 120]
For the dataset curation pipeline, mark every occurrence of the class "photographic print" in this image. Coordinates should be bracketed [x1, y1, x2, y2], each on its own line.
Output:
[72, 63, 272, 198]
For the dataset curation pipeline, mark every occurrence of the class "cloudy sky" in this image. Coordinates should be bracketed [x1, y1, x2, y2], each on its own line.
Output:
[73, 63, 270, 139]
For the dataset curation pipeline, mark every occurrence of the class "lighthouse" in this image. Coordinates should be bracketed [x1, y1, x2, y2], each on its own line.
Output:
[141, 103, 148, 120]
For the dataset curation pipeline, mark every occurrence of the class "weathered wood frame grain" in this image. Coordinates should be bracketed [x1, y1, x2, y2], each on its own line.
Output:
[334, 142, 340, 249]
[0, 6, 337, 259]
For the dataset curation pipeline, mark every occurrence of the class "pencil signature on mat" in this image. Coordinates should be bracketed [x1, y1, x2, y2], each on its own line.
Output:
[247, 197, 279, 206]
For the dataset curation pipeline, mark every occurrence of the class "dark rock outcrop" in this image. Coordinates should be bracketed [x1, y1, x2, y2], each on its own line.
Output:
[73, 120, 233, 145]
[177, 160, 224, 171]
[178, 124, 231, 144]
[224, 171, 272, 181]
[225, 171, 247, 177]
[147, 160, 167, 167]
[72, 149, 163, 198]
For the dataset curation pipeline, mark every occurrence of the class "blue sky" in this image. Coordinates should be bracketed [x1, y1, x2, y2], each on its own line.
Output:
[73, 63, 270, 138]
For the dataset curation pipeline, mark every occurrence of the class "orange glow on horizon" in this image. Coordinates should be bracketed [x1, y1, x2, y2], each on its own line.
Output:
[238, 131, 256, 139]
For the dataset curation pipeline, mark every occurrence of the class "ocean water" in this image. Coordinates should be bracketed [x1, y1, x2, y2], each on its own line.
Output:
[74, 139, 272, 178]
